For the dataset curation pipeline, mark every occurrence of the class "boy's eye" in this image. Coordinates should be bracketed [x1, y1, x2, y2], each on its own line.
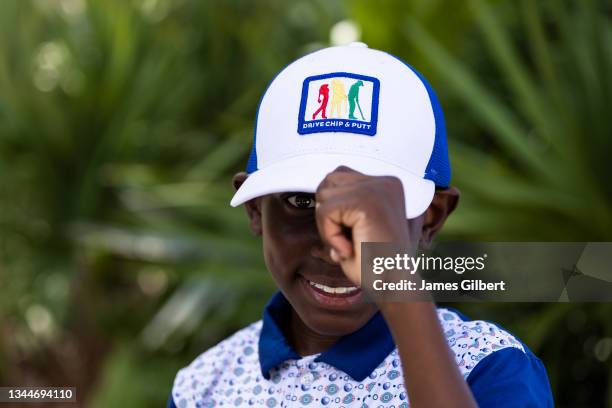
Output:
[286, 194, 316, 209]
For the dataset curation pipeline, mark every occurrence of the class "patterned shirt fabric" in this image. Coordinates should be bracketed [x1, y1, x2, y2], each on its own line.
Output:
[169, 293, 553, 407]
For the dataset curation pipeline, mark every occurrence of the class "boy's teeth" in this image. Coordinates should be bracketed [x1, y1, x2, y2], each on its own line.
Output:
[308, 280, 358, 294]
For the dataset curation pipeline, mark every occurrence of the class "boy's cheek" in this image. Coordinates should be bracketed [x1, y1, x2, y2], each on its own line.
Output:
[262, 215, 320, 250]
[262, 240, 301, 281]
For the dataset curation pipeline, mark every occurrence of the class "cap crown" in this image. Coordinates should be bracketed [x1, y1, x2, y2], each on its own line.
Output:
[246, 44, 450, 188]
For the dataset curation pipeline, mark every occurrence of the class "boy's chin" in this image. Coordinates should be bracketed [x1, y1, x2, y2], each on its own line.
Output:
[298, 307, 377, 337]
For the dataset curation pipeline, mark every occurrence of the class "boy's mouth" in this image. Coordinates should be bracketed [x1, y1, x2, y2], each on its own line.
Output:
[300, 276, 362, 308]
[306, 279, 359, 296]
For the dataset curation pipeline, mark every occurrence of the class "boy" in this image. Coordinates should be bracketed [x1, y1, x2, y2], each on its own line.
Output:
[169, 43, 553, 407]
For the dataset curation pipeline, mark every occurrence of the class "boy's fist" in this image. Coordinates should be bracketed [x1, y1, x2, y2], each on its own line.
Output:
[315, 166, 411, 285]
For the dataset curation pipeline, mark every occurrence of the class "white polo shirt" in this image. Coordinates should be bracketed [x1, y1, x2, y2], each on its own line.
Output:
[169, 292, 552, 407]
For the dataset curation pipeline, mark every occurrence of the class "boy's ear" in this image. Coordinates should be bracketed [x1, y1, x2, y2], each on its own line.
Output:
[232, 172, 262, 236]
[420, 187, 460, 249]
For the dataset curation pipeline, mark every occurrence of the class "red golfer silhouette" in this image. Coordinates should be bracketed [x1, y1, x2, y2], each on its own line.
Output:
[312, 84, 329, 120]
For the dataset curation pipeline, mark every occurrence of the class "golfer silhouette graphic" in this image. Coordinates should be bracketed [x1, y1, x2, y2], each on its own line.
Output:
[312, 84, 329, 120]
[348, 80, 364, 120]
[329, 78, 347, 118]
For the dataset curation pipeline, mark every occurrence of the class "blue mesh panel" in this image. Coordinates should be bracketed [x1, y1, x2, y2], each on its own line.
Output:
[246, 141, 258, 174]
[246, 97, 261, 174]
[246, 57, 304, 174]
[388, 54, 451, 188]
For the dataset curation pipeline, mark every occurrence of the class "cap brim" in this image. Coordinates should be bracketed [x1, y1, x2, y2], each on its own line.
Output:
[230, 154, 434, 219]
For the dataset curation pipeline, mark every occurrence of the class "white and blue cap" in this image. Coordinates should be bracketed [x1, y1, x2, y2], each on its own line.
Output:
[231, 42, 450, 218]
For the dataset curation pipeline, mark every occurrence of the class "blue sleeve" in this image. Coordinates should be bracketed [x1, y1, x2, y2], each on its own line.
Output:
[166, 394, 176, 408]
[466, 347, 554, 407]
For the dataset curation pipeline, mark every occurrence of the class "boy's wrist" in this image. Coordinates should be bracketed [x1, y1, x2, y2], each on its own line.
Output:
[376, 299, 437, 320]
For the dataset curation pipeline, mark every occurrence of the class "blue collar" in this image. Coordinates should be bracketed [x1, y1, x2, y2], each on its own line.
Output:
[258, 292, 395, 382]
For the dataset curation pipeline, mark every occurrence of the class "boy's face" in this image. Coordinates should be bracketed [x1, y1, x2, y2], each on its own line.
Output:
[234, 172, 458, 338]
[260, 191, 378, 336]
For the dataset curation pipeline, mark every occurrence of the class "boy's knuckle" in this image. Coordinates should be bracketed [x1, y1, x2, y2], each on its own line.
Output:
[379, 176, 403, 193]
[322, 172, 341, 186]
[316, 178, 331, 195]
[384, 175, 402, 187]
[316, 186, 334, 202]
[333, 165, 354, 173]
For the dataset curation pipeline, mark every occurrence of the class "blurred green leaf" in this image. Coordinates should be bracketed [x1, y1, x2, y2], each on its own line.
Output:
[1, 0, 611, 407]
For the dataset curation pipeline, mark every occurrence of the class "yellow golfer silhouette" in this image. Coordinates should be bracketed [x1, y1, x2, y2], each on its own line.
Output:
[329, 78, 347, 118]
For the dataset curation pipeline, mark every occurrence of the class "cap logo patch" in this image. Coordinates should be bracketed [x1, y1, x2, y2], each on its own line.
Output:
[298, 72, 379, 136]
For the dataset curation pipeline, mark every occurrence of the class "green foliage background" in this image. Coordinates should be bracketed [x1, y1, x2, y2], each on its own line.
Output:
[0, 0, 610, 406]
